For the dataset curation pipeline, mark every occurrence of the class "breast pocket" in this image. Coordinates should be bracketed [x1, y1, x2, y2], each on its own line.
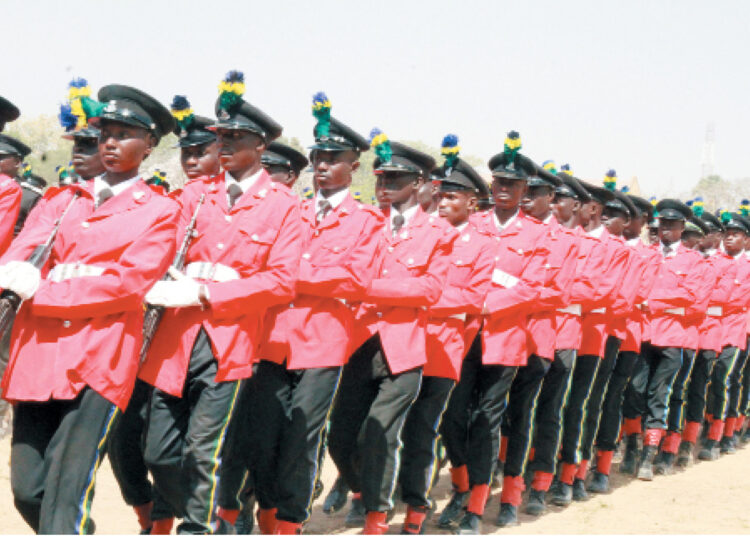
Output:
[448, 258, 474, 286]
[238, 223, 278, 267]
[395, 248, 432, 274]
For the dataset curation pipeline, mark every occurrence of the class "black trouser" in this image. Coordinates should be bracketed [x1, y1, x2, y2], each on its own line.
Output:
[11, 387, 118, 534]
[595, 350, 639, 451]
[143, 329, 242, 534]
[741, 338, 750, 416]
[398, 376, 455, 509]
[503, 354, 551, 479]
[530, 349, 576, 474]
[0, 321, 13, 426]
[440, 334, 517, 486]
[640, 343, 683, 431]
[727, 345, 750, 420]
[622, 350, 648, 422]
[559, 354, 600, 465]
[580, 336, 621, 461]
[685, 350, 717, 424]
[666, 349, 696, 432]
[328, 334, 422, 513]
[248, 360, 341, 523]
[707, 345, 739, 421]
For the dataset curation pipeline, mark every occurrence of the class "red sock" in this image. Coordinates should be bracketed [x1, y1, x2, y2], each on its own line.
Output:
[596, 450, 614, 476]
[724, 417, 737, 438]
[708, 419, 724, 442]
[467, 484, 490, 515]
[450, 465, 470, 493]
[737, 415, 746, 431]
[500, 475, 525, 506]
[217, 507, 239, 526]
[662, 431, 681, 454]
[499, 436, 508, 463]
[644, 428, 662, 447]
[274, 520, 302, 535]
[402, 506, 427, 534]
[151, 518, 174, 535]
[363, 511, 388, 535]
[560, 462, 577, 485]
[133, 502, 153, 531]
[682, 421, 701, 444]
[531, 471, 554, 492]
[257, 508, 278, 535]
[623, 416, 642, 436]
[575, 459, 589, 480]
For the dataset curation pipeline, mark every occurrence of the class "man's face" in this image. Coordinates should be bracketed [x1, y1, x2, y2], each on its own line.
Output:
[180, 141, 220, 180]
[579, 200, 598, 227]
[216, 128, 265, 174]
[98, 120, 154, 174]
[311, 150, 358, 193]
[417, 180, 440, 211]
[699, 231, 721, 252]
[0, 154, 20, 177]
[266, 165, 298, 187]
[681, 232, 701, 250]
[438, 189, 476, 226]
[601, 207, 630, 236]
[375, 171, 421, 206]
[491, 176, 527, 211]
[520, 184, 553, 220]
[648, 225, 659, 245]
[72, 136, 105, 180]
[658, 218, 685, 245]
[623, 214, 644, 240]
[723, 229, 746, 256]
[552, 194, 578, 223]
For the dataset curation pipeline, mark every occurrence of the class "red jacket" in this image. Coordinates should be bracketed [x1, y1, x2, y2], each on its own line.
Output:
[607, 234, 641, 341]
[352, 207, 456, 374]
[698, 251, 737, 353]
[0, 175, 22, 256]
[139, 171, 302, 396]
[621, 239, 660, 353]
[425, 221, 496, 380]
[1, 179, 179, 410]
[471, 210, 550, 366]
[258, 193, 384, 369]
[648, 243, 707, 349]
[579, 227, 629, 358]
[722, 253, 750, 350]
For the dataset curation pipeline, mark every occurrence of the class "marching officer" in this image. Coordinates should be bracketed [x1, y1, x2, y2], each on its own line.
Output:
[327, 131, 456, 535]
[399, 140, 495, 534]
[0, 83, 179, 534]
[58, 78, 105, 183]
[246, 94, 383, 534]
[171, 95, 221, 182]
[262, 140, 308, 188]
[0, 134, 32, 236]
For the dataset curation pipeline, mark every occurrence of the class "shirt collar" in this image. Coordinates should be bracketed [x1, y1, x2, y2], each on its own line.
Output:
[542, 213, 554, 225]
[627, 237, 642, 247]
[455, 221, 469, 233]
[226, 168, 263, 194]
[315, 188, 348, 211]
[661, 240, 681, 257]
[392, 203, 420, 229]
[94, 174, 142, 199]
[493, 209, 519, 232]
[587, 224, 605, 238]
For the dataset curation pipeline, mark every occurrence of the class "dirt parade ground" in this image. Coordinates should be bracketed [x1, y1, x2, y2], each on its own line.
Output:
[0, 435, 748, 534]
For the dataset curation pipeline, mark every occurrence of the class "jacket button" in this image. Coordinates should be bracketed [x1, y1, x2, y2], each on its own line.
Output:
[382, 269, 388, 275]
[63, 320, 71, 328]
[225, 215, 232, 222]
[251, 234, 259, 241]
[81, 222, 90, 229]
[407, 258, 414, 265]
[302, 253, 311, 260]
[387, 246, 394, 252]
[456, 260, 463, 266]
[217, 243, 224, 250]
[333, 246, 340, 252]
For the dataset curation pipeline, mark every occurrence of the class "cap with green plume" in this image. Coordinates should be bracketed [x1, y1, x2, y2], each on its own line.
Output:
[369, 128, 392, 164]
[312, 91, 332, 139]
[218, 71, 245, 113]
[603, 169, 617, 191]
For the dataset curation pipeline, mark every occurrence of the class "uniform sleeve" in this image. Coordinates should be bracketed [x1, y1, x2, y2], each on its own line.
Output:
[568, 241, 602, 309]
[711, 259, 739, 310]
[686, 259, 717, 316]
[596, 243, 630, 309]
[636, 250, 661, 303]
[296, 214, 385, 302]
[484, 241, 550, 316]
[649, 256, 704, 311]
[31, 203, 179, 319]
[535, 233, 578, 310]
[609, 248, 642, 316]
[0, 182, 24, 257]
[367, 229, 455, 307]
[430, 235, 495, 316]
[206, 202, 302, 319]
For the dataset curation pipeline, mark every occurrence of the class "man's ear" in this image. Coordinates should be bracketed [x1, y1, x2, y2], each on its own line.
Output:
[255, 136, 267, 152]
[467, 193, 478, 211]
[142, 133, 157, 160]
[350, 160, 360, 173]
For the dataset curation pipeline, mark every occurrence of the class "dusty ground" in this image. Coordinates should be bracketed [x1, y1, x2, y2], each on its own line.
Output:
[2, 436, 749, 534]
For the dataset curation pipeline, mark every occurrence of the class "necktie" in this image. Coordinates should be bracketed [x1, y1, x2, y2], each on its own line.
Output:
[392, 214, 405, 235]
[663, 244, 672, 257]
[227, 183, 243, 209]
[317, 199, 332, 222]
[97, 187, 114, 208]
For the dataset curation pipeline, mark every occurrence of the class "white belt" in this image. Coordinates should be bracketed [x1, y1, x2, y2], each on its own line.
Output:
[590, 307, 607, 314]
[492, 268, 519, 288]
[706, 306, 723, 317]
[184, 262, 240, 282]
[665, 307, 685, 316]
[448, 312, 467, 321]
[557, 304, 582, 316]
[47, 263, 104, 282]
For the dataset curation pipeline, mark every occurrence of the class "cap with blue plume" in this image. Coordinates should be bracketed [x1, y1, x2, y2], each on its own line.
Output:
[620, 185, 630, 193]
[302, 186, 314, 200]
[691, 196, 704, 217]
[21, 162, 32, 178]
[603, 169, 617, 191]
[170, 95, 195, 134]
[440, 133, 460, 175]
[542, 160, 557, 175]
[369, 128, 392, 164]
[312, 92, 332, 139]
[740, 199, 750, 217]
[720, 208, 731, 224]
[55, 163, 74, 182]
[353, 191, 362, 202]
[58, 77, 105, 133]
[560, 163, 573, 175]
[503, 131, 522, 162]
[218, 70, 245, 113]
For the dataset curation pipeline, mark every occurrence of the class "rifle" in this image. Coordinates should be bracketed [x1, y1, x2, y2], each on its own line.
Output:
[0, 191, 81, 339]
[139, 193, 206, 365]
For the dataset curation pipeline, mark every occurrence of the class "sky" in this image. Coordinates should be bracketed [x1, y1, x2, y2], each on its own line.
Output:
[4, 0, 750, 197]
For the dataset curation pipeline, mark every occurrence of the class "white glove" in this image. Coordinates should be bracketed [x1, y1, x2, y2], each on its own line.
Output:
[145, 268, 202, 308]
[0, 261, 41, 300]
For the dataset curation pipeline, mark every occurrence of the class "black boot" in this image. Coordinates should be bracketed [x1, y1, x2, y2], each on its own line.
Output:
[572, 478, 588, 501]
[525, 489, 546, 516]
[720, 435, 737, 454]
[495, 503, 518, 527]
[344, 496, 366, 527]
[438, 491, 469, 528]
[587, 471, 609, 494]
[676, 441, 693, 468]
[654, 451, 675, 475]
[323, 475, 349, 514]
[637, 445, 657, 481]
[551, 482, 573, 506]
[698, 439, 720, 461]
[620, 434, 639, 475]
[455, 512, 481, 535]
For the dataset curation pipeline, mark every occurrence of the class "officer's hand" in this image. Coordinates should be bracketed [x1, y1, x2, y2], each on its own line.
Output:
[0, 261, 41, 300]
[145, 272, 202, 308]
